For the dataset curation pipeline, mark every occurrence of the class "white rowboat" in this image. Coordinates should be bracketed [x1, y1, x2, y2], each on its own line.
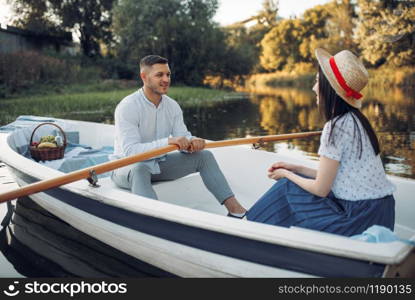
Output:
[0, 116, 414, 277]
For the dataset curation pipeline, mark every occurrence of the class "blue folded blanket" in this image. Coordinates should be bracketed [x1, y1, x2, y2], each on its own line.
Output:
[351, 225, 415, 246]
[1, 116, 114, 178]
[41, 143, 114, 177]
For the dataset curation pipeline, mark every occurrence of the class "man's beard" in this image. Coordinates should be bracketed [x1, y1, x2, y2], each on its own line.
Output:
[149, 83, 168, 95]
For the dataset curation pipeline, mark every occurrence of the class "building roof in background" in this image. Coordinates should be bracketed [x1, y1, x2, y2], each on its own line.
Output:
[0, 25, 72, 44]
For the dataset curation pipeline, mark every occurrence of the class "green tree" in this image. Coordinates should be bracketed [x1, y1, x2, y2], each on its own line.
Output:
[298, 4, 331, 63]
[225, 0, 280, 73]
[12, 0, 116, 58]
[326, 0, 357, 52]
[356, 0, 415, 67]
[259, 1, 359, 72]
[298, 1, 357, 61]
[259, 3, 333, 71]
[10, 1, 64, 37]
[257, 0, 279, 27]
[113, 0, 251, 85]
[260, 18, 303, 71]
[214, 25, 257, 85]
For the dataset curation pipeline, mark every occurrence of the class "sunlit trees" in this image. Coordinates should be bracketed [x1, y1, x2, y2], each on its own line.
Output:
[298, 4, 331, 63]
[259, 3, 333, 71]
[356, 0, 415, 67]
[259, 0, 362, 72]
[260, 18, 304, 71]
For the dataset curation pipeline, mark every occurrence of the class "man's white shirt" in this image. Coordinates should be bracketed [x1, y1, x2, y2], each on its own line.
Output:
[112, 88, 193, 174]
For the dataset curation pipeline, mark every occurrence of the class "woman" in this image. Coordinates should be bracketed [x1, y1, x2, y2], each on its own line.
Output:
[246, 48, 396, 236]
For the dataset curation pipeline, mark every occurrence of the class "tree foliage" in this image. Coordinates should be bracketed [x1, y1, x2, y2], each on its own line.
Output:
[225, 0, 280, 73]
[260, 1, 360, 72]
[260, 19, 304, 71]
[113, 0, 253, 85]
[8, 0, 414, 85]
[256, 0, 279, 27]
[356, 0, 415, 67]
[260, 4, 334, 71]
[260, 0, 414, 72]
[11, 0, 116, 58]
[298, 4, 331, 63]
[216, 25, 257, 83]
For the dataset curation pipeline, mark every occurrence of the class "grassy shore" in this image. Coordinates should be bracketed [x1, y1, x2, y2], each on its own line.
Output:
[0, 81, 246, 125]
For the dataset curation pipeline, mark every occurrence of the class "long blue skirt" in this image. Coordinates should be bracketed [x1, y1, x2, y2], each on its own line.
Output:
[246, 178, 395, 237]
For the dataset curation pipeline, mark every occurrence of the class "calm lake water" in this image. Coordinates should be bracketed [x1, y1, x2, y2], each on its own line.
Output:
[188, 86, 415, 179]
[1, 85, 414, 277]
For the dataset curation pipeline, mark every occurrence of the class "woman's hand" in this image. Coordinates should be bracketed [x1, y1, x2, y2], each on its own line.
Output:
[268, 168, 290, 180]
[266, 157, 339, 197]
[268, 161, 299, 173]
[267, 161, 299, 180]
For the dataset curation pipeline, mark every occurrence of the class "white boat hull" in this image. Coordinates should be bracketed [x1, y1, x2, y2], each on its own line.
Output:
[1, 116, 414, 277]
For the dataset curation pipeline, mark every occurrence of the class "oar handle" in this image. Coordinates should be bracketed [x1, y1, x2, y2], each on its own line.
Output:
[205, 131, 322, 148]
[0, 131, 321, 203]
[0, 144, 178, 203]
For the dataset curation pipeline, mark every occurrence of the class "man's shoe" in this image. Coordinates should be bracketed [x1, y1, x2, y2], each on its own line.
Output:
[227, 212, 246, 219]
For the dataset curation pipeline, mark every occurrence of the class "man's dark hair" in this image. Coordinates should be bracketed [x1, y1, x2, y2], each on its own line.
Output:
[140, 55, 168, 71]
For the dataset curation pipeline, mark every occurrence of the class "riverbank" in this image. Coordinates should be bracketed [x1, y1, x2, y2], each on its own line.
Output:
[0, 81, 246, 126]
[242, 67, 415, 94]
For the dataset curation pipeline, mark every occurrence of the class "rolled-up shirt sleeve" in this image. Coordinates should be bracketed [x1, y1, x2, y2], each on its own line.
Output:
[171, 105, 193, 140]
[115, 102, 168, 157]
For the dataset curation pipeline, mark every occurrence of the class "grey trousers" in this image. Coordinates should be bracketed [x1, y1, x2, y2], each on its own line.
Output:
[111, 150, 234, 203]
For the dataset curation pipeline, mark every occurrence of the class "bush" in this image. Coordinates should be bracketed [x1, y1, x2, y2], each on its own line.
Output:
[94, 57, 136, 80]
[0, 51, 101, 96]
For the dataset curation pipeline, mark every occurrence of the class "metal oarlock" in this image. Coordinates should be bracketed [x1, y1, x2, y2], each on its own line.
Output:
[1, 201, 14, 227]
[252, 138, 265, 150]
[87, 170, 100, 187]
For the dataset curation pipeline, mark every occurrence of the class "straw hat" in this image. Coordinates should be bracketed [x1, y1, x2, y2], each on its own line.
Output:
[315, 48, 369, 109]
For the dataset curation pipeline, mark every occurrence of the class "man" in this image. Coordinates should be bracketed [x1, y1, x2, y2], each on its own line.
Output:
[111, 55, 246, 218]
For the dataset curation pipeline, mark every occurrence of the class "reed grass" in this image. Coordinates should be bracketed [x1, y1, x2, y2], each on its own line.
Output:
[243, 67, 415, 93]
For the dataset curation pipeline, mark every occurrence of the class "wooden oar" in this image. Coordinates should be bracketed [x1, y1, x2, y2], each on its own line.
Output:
[0, 131, 321, 203]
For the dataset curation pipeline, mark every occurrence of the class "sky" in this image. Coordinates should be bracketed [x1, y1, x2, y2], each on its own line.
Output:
[0, 0, 12, 27]
[0, 0, 331, 27]
[214, 0, 331, 25]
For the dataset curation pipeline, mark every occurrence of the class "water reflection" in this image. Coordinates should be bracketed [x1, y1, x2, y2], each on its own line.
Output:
[0, 85, 413, 179]
[183, 86, 415, 179]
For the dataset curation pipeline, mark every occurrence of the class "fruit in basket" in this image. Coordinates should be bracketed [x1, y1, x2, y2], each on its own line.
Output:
[31, 141, 39, 147]
[40, 135, 56, 143]
[38, 142, 57, 148]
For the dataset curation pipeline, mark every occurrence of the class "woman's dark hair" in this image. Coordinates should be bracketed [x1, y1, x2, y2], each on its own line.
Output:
[317, 66, 380, 157]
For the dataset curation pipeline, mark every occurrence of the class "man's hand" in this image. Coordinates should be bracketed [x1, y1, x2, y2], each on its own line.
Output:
[168, 136, 191, 151]
[189, 137, 205, 152]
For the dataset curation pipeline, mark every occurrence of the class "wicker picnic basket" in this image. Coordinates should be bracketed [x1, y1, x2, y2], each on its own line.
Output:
[29, 122, 67, 161]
